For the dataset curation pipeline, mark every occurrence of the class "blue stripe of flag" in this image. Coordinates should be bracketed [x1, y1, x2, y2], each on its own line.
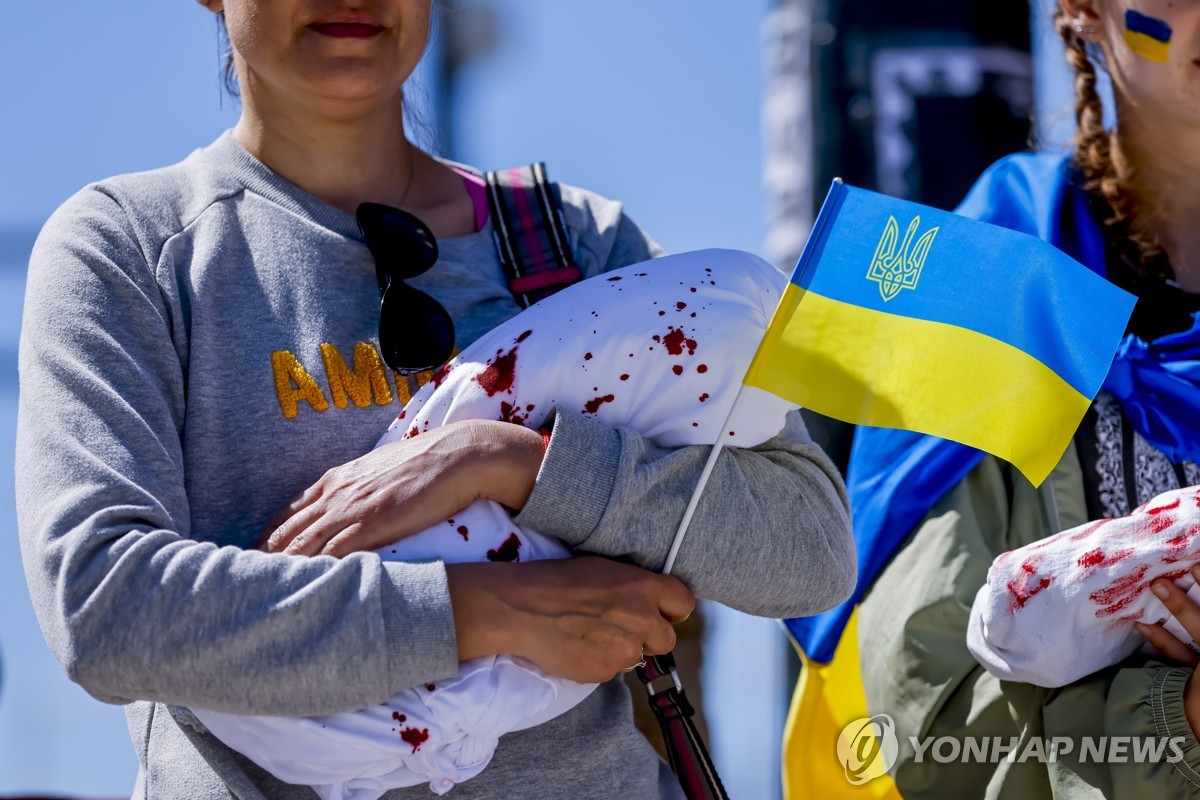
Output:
[1126, 9, 1172, 43]
[788, 182, 1135, 400]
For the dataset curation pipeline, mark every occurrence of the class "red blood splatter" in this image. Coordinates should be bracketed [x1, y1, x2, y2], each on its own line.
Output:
[661, 327, 698, 356]
[1160, 524, 1200, 563]
[475, 347, 518, 396]
[457, 525, 469, 541]
[516, 329, 533, 343]
[499, 401, 529, 426]
[583, 394, 616, 413]
[672, 365, 684, 375]
[392, 711, 407, 723]
[431, 362, 454, 388]
[728, 431, 736, 437]
[425, 683, 436, 691]
[676, 302, 687, 310]
[584, 352, 593, 360]
[690, 287, 698, 293]
[403, 424, 420, 439]
[401, 727, 430, 753]
[1145, 496, 1182, 515]
[487, 533, 522, 562]
[397, 410, 406, 421]
[1141, 514, 1177, 537]
[658, 311, 666, 316]
[1091, 563, 1150, 618]
[628, 353, 635, 358]
[1077, 548, 1135, 570]
[620, 374, 630, 381]
[699, 393, 709, 403]
[697, 364, 708, 373]
[690, 312, 697, 318]
[1007, 558, 1054, 612]
[637, 273, 648, 276]
[692, 422, 699, 427]
[447, 518, 454, 524]
[607, 276, 622, 281]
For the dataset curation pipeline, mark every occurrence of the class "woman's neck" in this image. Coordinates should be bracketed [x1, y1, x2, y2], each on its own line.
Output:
[231, 86, 475, 237]
[234, 90, 416, 214]
[1115, 108, 1200, 292]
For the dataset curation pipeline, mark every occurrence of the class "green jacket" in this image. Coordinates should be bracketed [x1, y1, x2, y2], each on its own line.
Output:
[859, 441, 1200, 798]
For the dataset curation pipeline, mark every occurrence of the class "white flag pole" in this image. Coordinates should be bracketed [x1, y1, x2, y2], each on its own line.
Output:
[661, 384, 752, 576]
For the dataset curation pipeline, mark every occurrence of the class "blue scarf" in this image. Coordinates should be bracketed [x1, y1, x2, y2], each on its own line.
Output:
[785, 152, 1200, 663]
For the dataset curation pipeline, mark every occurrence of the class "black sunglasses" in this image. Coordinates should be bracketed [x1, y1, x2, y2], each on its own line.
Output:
[356, 202, 456, 375]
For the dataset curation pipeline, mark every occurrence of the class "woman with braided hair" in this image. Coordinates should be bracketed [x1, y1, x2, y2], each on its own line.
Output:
[851, 0, 1200, 797]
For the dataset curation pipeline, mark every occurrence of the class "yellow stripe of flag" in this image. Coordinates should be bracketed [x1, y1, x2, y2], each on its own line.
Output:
[1124, 29, 1170, 62]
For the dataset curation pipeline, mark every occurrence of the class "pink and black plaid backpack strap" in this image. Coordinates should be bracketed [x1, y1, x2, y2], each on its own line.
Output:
[484, 162, 583, 308]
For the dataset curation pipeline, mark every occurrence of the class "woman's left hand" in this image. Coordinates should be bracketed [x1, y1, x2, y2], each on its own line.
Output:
[1135, 568, 1200, 739]
[260, 419, 545, 557]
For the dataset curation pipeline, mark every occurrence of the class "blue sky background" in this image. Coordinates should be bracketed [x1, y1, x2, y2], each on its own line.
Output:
[0, 1, 1075, 796]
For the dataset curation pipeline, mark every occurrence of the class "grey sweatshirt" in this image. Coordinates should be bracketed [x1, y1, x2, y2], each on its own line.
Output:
[16, 132, 854, 799]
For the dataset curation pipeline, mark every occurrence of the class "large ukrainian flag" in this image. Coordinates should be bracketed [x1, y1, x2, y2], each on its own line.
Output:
[744, 179, 1134, 487]
[748, 180, 1135, 800]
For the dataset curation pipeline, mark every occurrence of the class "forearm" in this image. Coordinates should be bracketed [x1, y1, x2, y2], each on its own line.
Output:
[513, 408, 854, 617]
[18, 501, 458, 715]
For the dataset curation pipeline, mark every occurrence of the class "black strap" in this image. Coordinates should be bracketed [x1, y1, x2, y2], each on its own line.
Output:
[484, 162, 583, 307]
[636, 652, 730, 800]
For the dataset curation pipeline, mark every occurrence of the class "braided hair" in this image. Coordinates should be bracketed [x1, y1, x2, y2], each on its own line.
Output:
[1053, 8, 1167, 280]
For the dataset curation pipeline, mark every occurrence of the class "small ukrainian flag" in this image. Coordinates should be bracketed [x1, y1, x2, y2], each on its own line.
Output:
[1124, 9, 1172, 63]
[748, 181, 1135, 799]
[743, 179, 1134, 487]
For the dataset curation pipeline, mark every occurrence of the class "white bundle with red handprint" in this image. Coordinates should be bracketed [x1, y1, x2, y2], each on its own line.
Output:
[191, 248, 797, 799]
[967, 485, 1200, 688]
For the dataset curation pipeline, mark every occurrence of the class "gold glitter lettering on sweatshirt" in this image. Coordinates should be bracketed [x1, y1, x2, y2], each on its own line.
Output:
[271, 350, 331, 419]
[321, 342, 394, 409]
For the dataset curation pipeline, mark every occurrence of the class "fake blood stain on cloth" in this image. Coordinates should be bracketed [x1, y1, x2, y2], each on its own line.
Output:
[400, 726, 430, 753]
[1006, 556, 1053, 612]
[473, 330, 533, 398]
[486, 533, 522, 562]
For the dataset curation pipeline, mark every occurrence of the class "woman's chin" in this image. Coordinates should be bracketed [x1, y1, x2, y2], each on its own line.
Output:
[290, 63, 406, 112]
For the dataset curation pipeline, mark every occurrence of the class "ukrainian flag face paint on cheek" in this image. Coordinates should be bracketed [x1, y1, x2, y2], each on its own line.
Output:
[1124, 8, 1173, 63]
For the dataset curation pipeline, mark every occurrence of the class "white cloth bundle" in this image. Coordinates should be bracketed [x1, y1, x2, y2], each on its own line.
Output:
[192, 248, 798, 798]
[967, 484, 1200, 688]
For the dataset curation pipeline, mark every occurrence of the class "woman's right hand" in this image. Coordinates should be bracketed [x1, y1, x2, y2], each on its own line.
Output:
[447, 556, 695, 684]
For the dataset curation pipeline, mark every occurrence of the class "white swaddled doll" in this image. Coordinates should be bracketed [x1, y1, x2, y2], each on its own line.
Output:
[191, 248, 798, 799]
[968, 483, 1200, 688]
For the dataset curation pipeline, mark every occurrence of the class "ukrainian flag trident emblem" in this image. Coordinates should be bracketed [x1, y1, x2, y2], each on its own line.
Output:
[742, 179, 1135, 486]
[865, 216, 939, 301]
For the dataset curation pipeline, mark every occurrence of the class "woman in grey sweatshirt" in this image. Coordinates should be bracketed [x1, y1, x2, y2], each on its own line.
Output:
[15, 1, 855, 798]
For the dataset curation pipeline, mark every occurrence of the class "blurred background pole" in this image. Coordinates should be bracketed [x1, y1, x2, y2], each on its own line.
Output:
[763, 0, 815, 276]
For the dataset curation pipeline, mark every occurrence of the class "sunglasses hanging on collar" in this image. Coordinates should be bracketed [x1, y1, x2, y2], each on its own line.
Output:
[356, 202, 456, 375]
